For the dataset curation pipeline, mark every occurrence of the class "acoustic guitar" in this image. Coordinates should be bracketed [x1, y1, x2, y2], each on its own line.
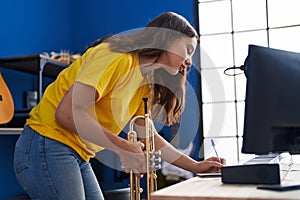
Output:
[0, 73, 14, 124]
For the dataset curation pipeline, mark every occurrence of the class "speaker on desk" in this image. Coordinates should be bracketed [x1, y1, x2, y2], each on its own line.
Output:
[221, 163, 281, 184]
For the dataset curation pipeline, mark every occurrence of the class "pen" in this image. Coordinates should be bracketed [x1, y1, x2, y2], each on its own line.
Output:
[211, 139, 221, 163]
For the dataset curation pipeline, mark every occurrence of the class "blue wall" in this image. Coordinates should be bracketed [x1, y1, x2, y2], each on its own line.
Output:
[0, 0, 195, 56]
[72, 0, 196, 53]
[0, 0, 74, 57]
[0, 0, 197, 198]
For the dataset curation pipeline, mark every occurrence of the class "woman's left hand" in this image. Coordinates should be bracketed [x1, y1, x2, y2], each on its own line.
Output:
[194, 156, 226, 173]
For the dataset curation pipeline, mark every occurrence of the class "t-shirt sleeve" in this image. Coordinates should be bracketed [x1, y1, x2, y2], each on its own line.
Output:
[75, 44, 133, 101]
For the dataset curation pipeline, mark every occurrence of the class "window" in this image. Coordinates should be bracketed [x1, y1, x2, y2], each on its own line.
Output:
[198, 0, 300, 165]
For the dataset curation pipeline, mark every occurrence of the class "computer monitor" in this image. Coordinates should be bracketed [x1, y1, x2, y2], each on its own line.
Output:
[242, 45, 300, 155]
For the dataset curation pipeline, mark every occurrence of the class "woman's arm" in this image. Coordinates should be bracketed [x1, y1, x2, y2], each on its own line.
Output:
[55, 82, 122, 150]
[154, 133, 225, 174]
[55, 82, 146, 174]
[134, 118, 225, 174]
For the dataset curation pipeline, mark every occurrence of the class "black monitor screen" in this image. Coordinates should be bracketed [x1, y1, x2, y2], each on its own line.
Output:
[242, 45, 300, 155]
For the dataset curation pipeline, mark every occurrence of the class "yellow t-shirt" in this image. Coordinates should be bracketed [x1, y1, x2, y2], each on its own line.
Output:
[26, 43, 150, 161]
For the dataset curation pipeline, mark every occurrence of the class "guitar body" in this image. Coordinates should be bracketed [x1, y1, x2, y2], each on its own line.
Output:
[0, 73, 14, 124]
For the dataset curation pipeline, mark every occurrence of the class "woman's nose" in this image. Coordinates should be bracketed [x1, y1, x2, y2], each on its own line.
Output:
[185, 58, 192, 66]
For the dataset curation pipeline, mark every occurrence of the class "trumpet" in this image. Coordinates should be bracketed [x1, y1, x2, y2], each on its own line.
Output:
[127, 98, 161, 200]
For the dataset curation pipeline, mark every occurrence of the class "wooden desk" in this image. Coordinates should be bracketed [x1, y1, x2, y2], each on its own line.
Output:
[151, 170, 300, 200]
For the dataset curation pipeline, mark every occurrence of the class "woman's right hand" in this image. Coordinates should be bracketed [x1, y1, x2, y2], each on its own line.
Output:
[119, 140, 146, 178]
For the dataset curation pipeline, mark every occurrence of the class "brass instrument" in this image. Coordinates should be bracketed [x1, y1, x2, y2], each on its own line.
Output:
[127, 98, 161, 200]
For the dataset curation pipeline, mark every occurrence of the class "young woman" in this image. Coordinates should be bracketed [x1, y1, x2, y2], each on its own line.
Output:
[14, 12, 225, 200]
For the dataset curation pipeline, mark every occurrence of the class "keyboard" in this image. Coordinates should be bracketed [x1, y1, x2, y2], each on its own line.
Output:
[245, 154, 282, 164]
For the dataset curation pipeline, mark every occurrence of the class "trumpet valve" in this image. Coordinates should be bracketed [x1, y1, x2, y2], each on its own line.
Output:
[148, 150, 162, 171]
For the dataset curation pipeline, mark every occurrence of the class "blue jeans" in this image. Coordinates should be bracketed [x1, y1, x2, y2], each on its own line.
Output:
[14, 126, 105, 200]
